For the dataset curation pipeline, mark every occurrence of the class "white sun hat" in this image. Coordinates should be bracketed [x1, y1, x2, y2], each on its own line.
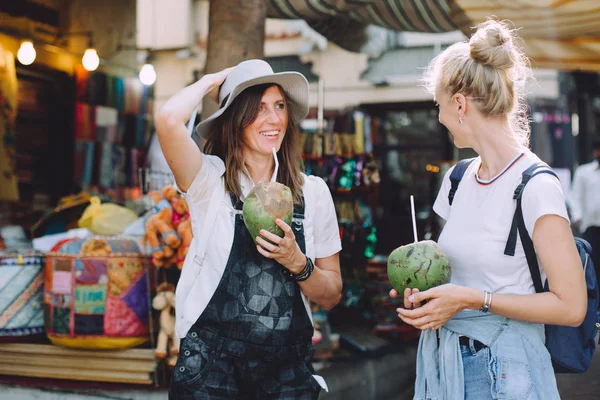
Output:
[194, 59, 310, 139]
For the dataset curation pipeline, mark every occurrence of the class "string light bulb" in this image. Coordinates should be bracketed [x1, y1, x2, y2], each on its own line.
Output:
[139, 63, 156, 85]
[82, 48, 99, 71]
[17, 41, 36, 65]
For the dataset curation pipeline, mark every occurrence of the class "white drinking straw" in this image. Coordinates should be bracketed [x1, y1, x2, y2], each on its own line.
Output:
[272, 147, 279, 181]
[410, 195, 418, 243]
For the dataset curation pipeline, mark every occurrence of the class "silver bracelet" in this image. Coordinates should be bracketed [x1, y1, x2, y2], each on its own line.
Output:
[480, 291, 493, 313]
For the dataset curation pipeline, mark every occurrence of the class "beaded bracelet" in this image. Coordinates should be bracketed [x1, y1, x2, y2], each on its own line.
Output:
[294, 257, 314, 282]
[282, 255, 314, 282]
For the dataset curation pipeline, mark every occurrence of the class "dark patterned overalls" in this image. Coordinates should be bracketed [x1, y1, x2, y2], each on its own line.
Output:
[169, 194, 320, 399]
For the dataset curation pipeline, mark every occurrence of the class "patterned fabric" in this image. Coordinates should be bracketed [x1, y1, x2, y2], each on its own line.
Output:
[74, 102, 96, 140]
[169, 330, 320, 399]
[196, 194, 313, 346]
[74, 140, 95, 188]
[44, 237, 149, 349]
[74, 64, 89, 103]
[0, 252, 45, 337]
[170, 195, 317, 398]
[54, 237, 141, 255]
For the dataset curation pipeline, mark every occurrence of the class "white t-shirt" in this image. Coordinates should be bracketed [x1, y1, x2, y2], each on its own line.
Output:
[175, 153, 342, 338]
[433, 152, 569, 295]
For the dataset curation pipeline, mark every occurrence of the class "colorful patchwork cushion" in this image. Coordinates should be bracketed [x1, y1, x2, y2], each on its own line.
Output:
[0, 251, 45, 339]
[44, 237, 150, 349]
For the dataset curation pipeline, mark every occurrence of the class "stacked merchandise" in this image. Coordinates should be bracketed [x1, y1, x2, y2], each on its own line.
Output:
[301, 108, 380, 286]
[73, 65, 153, 202]
[0, 198, 158, 385]
[301, 109, 419, 344]
[364, 257, 419, 342]
[300, 109, 388, 357]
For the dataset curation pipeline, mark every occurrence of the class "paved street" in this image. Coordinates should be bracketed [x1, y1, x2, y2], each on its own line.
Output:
[556, 346, 600, 399]
[0, 342, 598, 399]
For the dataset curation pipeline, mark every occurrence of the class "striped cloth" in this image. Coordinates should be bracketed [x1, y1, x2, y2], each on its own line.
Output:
[267, 0, 600, 72]
[451, 0, 600, 72]
[267, 0, 456, 33]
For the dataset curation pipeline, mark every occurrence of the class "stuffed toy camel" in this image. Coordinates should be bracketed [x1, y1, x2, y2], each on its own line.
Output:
[152, 283, 179, 368]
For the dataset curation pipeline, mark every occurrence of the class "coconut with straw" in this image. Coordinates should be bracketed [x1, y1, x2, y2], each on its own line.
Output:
[242, 148, 294, 245]
[387, 195, 451, 293]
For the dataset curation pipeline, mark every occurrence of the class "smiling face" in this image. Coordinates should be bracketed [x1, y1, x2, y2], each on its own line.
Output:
[241, 85, 289, 157]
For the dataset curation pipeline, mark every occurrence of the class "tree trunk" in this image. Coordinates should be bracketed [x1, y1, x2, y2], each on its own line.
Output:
[201, 0, 267, 121]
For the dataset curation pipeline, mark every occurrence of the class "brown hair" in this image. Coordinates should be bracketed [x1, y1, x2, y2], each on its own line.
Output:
[423, 19, 533, 147]
[203, 84, 305, 204]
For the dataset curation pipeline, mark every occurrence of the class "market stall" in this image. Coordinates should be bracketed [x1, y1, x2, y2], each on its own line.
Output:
[0, 27, 162, 386]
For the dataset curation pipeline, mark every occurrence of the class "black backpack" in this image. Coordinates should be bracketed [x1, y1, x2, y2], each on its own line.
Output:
[448, 158, 600, 373]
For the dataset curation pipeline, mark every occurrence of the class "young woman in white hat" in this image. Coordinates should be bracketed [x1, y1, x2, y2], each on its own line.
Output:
[156, 59, 342, 399]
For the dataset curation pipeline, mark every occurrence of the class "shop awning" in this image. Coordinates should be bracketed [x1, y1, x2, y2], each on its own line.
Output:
[267, 0, 600, 72]
[451, 1, 600, 72]
[267, 0, 456, 33]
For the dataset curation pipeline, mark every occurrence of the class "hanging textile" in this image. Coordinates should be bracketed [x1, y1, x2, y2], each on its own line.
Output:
[74, 65, 89, 103]
[0, 44, 18, 201]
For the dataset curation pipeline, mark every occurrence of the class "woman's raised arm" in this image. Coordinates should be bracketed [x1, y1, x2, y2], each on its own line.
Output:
[154, 67, 233, 192]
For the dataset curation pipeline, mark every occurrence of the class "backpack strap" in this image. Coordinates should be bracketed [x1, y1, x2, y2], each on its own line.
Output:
[448, 158, 476, 206]
[503, 162, 559, 293]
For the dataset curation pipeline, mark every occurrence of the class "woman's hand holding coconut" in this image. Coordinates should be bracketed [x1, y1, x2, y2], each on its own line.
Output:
[255, 219, 307, 275]
[390, 288, 422, 309]
[394, 284, 482, 331]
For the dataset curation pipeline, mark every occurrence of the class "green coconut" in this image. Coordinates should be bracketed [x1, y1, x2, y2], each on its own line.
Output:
[243, 181, 294, 245]
[387, 240, 451, 294]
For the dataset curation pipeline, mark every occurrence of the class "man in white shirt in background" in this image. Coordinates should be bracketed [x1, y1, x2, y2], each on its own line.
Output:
[571, 138, 600, 286]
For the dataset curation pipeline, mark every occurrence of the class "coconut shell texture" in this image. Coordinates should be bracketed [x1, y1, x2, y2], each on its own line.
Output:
[387, 240, 451, 294]
[242, 182, 294, 245]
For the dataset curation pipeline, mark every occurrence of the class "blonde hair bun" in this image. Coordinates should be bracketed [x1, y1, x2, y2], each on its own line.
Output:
[469, 19, 516, 70]
[421, 18, 533, 148]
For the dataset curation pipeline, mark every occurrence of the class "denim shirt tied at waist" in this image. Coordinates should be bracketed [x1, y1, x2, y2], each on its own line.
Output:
[414, 310, 560, 400]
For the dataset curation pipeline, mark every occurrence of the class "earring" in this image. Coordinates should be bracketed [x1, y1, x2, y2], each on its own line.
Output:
[459, 118, 463, 124]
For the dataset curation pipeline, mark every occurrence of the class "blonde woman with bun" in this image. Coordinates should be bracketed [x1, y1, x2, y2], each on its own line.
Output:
[390, 19, 586, 399]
